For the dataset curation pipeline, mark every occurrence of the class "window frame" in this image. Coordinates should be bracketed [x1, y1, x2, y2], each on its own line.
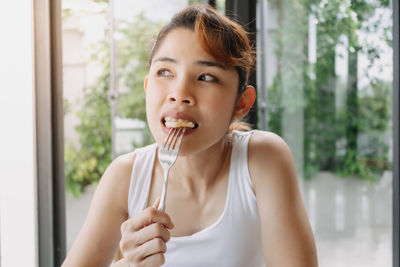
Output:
[34, 0, 66, 266]
[393, 0, 399, 266]
[42, 0, 399, 265]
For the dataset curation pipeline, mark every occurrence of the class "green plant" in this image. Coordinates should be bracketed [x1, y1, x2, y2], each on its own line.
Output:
[116, 15, 163, 121]
[65, 71, 111, 197]
[64, 12, 162, 197]
[266, 0, 392, 181]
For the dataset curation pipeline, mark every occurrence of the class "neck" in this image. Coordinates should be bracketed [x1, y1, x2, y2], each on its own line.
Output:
[169, 137, 232, 195]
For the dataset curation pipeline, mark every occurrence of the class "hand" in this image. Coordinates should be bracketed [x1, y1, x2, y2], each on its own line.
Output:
[117, 198, 174, 267]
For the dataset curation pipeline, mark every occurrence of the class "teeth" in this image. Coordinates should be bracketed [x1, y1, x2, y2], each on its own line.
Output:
[164, 116, 195, 128]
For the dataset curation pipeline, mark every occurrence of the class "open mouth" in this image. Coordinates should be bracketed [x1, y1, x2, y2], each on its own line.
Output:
[163, 116, 199, 129]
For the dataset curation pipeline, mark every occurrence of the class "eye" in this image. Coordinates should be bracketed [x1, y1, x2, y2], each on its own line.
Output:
[157, 69, 173, 77]
[198, 74, 218, 82]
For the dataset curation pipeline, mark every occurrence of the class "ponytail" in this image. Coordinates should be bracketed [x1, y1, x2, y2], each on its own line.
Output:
[228, 119, 252, 132]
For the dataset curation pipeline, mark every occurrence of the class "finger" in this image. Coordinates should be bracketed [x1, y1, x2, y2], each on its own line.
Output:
[136, 222, 171, 245]
[141, 252, 165, 267]
[121, 207, 174, 233]
[122, 237, 166, 264]
[120, 222, 171, 254]
[138, 237, 167, 260]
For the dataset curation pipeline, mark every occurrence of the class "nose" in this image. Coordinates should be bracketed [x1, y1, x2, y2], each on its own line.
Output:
[168, 95, 194, 105]
[167, 79, 195, 106]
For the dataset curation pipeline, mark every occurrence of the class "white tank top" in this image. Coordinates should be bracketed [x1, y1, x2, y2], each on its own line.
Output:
[127, 130, 265, 266]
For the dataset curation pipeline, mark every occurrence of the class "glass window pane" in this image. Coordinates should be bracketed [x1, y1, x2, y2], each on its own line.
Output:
[257, 0, 393, 266]
[62, 0, 193, 253]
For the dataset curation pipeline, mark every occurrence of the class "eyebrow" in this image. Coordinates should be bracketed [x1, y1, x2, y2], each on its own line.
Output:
[153, 57, 177, 64]
[196, 60, 226, 70]
[153, 57, 226, 70]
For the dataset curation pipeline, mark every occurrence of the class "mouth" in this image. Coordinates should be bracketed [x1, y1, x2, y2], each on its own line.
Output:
[162, 116, 199, 129]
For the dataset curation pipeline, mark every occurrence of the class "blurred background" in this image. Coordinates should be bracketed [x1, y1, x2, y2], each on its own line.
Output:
[0, 0, 396, 266]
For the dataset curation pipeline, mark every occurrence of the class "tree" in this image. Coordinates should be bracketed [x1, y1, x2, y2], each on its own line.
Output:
[65, 12, 162, 197]
[266, 0, 392, 181]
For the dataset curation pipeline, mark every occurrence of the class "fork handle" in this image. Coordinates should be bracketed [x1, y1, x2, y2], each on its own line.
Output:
[158, 171, 169, 211]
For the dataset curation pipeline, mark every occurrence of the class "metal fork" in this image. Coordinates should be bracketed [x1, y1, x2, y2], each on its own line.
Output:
[157, 127, 186, 211]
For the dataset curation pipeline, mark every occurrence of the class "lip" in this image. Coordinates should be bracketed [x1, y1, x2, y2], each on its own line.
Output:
[160, 110, 198, 136]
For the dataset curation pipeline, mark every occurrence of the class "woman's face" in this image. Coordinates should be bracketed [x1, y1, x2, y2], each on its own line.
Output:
[145, 28, 240, 155]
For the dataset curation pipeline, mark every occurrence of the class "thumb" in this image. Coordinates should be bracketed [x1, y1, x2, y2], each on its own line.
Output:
[152, 197, 160, 209]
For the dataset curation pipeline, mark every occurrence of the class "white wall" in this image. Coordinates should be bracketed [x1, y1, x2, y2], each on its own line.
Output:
[0, 1, 38, 267]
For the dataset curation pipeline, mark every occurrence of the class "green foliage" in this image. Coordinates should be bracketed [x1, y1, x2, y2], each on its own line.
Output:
[117, 14, 163, 120]
[189, 0, 204, 4]
[65, 12, 162, 197]
[65, 71, 111, 197]
[266, 0, 392, 181]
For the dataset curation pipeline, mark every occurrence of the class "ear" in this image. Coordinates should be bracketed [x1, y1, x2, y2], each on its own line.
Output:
[233, 85, 256, 119]
[144, 75, 149, 92]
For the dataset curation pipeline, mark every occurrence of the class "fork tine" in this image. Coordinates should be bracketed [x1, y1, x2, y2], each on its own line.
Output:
[163, 128, 176, 148]
[173, 128, 185, 149]
[162, 127, 187, 150]
[169, 128, 182, 149]
[168, 128, 182, 150]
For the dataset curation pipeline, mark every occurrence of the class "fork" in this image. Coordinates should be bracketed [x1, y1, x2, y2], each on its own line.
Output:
[157, 127, 186, 211]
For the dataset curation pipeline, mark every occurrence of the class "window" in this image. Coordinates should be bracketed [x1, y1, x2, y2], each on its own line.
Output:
[256, 0, 395, 266]
[56, 0, 399, 266]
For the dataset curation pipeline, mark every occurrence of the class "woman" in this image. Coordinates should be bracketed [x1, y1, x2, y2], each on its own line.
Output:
[62, 5, 318, 267]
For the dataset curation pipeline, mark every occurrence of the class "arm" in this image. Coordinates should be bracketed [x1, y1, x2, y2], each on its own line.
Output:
[248, 131, 318, 267]
[62, 152, 174, 267]
[62, 152, 135, 267]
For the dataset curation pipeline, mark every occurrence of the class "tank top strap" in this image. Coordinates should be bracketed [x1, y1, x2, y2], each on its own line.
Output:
[229, 130, 258, 209]
[127, 143, 157, 218]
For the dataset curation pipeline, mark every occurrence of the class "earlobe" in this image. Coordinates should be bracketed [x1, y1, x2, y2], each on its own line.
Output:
[233, 85, 256, 119]
[144, 76, 149, 92]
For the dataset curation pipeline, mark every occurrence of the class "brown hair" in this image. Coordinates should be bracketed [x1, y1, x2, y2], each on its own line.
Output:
[149, 5, 255, 131]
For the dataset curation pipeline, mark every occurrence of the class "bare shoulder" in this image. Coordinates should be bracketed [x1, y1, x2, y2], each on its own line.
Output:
[247, 131, 318, 266]
[108, 151, 136, 174]
[96, 151, 137, 211]
[247, 129, 299, 208]
[248, 130, 296, 192]
[102, 151, 137, 184]
[248, 130, 292, 158]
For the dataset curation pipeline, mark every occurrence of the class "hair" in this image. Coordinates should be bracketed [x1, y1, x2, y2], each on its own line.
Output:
[149, 5, 255, 131]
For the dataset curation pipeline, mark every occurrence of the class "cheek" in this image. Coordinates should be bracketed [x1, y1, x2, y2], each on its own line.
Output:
[215, 89, 237, 112]
[145, 89, 160, 123]
[145, 81, 163, 107]
[145, 89, 164, 143]
[203, 93, 237, 124]
[145, 90, 153, 113]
